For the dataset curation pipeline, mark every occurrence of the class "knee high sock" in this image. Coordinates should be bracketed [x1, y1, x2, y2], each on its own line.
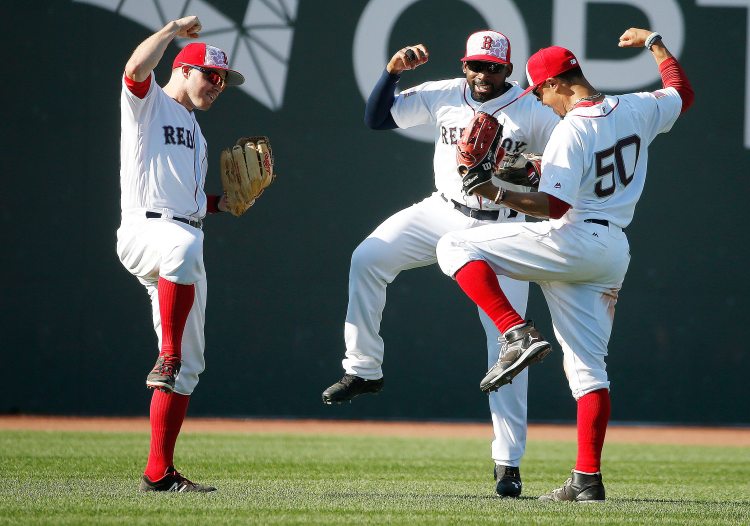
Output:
[144, 390, 190, 480]
[575, 388, 611, 473]
[454, 260, 525, 334]
[158, 277, 195, 359]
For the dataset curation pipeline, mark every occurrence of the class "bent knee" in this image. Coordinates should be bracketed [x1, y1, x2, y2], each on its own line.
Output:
[436, 232, 470, 277]
[350, 237, 396, 273]
[161, 239, 204, 284]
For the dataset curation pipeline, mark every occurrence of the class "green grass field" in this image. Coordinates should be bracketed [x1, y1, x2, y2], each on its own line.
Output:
[0, 429, 748, 525]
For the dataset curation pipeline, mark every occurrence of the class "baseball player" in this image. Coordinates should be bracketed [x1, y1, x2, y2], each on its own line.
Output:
[321, 30, 560, 497]
[117, 16, 245, 492]
[436, 28, 694, 501]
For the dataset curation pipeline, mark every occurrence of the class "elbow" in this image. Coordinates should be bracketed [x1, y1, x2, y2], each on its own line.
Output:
[125, 60, 150, 83]
[547, 194, 571, 219]
[363, 112, 377, 130]
[548, 210, 566, 220]
[680, 87, 695, 113]
[363, 109, 397, 130]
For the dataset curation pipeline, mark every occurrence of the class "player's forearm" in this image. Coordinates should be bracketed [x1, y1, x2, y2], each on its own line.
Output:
[618, 28, 694, 113]
[473, 184, 552, 218]
[501, 190, 552, 218]
[658, 57, 694, 113]
[364, 69, 399, 130]
[648, 39, 672, 66]
[125, 21, 182, 82]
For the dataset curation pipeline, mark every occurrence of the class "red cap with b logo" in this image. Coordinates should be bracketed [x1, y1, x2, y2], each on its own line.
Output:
[461, 30, 511, 64]
[172, 42, 245, 87]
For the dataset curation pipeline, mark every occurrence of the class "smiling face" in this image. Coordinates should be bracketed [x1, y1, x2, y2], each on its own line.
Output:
[184, 66, 226, 111]
[463, 61, 513, 103]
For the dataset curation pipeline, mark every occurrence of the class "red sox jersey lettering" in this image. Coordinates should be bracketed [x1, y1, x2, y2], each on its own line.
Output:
[391, 77, 560, 207]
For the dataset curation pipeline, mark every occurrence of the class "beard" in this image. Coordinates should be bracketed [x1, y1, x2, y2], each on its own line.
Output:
[469, 80, 507, 102]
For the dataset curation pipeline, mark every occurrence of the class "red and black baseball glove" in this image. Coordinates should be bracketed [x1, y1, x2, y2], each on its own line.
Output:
[457, 112, 542, 193]
[456, 112, 504, 195]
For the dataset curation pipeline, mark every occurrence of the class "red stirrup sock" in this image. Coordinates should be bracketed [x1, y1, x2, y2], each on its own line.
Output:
[575, 388, 611, 473]
[157, 277, 195, 359]
[454, 260, 525, 334]
[144, 390, 191, 481]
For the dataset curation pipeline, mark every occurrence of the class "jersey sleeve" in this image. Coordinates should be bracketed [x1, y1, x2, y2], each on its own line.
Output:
[537, 123, 584, 205]
[121, 71, 158, 123]
[390, 80, 437, 128]
[629, 88, 682, 142]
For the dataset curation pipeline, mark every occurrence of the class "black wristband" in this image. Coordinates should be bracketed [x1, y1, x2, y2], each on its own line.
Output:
[645, 32, 662, 50]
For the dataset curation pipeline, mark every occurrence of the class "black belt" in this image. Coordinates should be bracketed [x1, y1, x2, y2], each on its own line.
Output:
[146, 211, 203, 229]
[441, 194, 516, 220]
[584, 218, 610, 227]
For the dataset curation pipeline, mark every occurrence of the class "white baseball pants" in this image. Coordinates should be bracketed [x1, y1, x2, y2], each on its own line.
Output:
[116, 211, 207, 395]
[343, 192, 530, 466]
[437, 219, 630, 399]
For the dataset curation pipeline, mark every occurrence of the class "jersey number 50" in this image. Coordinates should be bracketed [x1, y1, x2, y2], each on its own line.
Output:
[594, 135, 641, 197]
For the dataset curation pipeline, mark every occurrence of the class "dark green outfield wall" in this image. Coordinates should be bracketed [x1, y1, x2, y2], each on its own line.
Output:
[3, 1, 747, 424]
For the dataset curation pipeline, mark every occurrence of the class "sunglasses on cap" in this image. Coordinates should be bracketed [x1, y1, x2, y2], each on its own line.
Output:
[465, 61, 505, 74]
[184, 64, 226, 89]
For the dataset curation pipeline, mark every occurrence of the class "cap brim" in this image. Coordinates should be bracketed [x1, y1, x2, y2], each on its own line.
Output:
[224, 69, 245, 87]
[520, 84, 536, 98]
[461, 54, 510, 64]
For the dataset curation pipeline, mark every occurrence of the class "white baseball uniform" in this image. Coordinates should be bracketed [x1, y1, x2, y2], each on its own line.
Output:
[116, 73, 209, 395]
[344, 77, 560, 465]
[437, 88, 682, 399]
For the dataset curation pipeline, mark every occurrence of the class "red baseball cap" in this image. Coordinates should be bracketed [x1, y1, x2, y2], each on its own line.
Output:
[461, 30, 511, 64]
[520, 46, 579, 96]
[173, 42, 245, 87]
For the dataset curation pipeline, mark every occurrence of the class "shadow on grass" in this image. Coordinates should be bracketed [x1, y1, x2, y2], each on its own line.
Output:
[608, 497, 750, 505]
[323, 491, 538, 501]
[327, 492, 749, 506]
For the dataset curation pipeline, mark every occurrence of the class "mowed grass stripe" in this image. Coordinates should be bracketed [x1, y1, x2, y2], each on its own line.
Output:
[0, 430, 748, 525]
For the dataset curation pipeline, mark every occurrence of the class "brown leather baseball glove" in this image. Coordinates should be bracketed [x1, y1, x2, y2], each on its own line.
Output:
[220, 136, 275, 216]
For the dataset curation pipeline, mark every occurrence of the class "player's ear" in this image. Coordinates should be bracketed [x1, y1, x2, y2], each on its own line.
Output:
[462, 62, 468, 74]
[181, 65, 191, 79]
[505, 63, 513, 77]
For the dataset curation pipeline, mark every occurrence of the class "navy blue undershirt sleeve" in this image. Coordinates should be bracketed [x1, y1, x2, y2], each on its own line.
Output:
[364, 69, 400, 130]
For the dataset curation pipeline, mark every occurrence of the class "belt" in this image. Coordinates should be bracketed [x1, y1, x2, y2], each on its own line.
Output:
[441, 194, 515, 220]
[146, 211, 203, 229]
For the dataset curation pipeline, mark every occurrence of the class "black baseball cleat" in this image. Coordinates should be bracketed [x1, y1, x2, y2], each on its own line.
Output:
[322, 374, 384, 404]
[146, 354, 181, 392]
[480, 321, 552, 393]
[539, 470, 605, 502]
[494, 465, 522, 498]
[139, 467, 217, 493]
